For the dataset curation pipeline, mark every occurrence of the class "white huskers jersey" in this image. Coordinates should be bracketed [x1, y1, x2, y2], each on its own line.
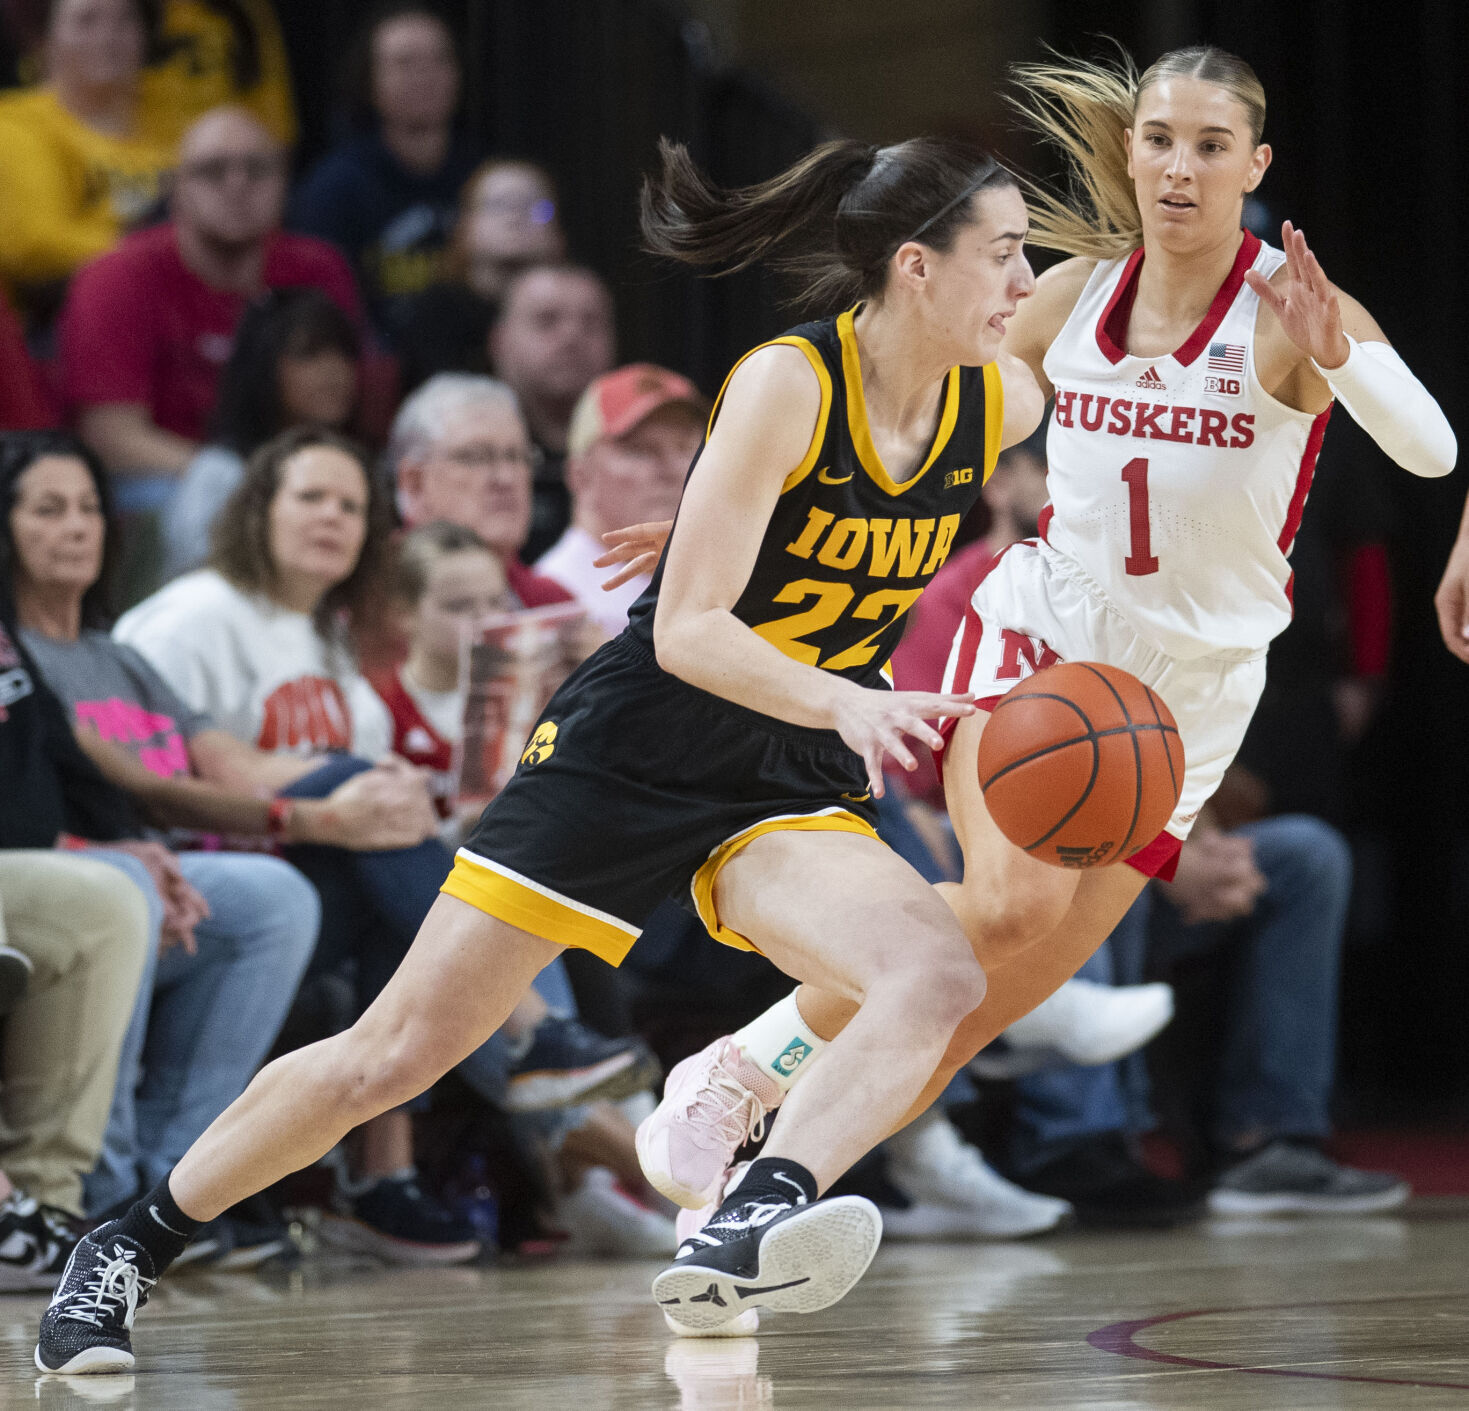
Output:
[1040, 230, 1331, 661]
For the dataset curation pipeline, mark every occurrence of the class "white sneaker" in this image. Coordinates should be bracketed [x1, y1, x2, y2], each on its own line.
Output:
[998, 978, 1174, 1067]
[556, 1167, 678, 1257]
[884, 1112, 1071, 1239]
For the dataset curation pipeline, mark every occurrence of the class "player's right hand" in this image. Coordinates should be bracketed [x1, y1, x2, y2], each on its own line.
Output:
[1434, 536, 1469, 664]
[830, 684, 976, 798]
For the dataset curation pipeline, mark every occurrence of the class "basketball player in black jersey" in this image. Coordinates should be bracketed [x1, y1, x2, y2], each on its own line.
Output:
[38, 136, 1042, 1373]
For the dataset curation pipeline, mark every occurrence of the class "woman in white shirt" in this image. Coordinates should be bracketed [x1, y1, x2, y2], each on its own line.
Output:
[116, 426, 657, 1258]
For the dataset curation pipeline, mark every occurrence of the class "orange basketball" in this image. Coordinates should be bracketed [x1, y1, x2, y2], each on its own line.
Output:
[974, 661, 1185, 869]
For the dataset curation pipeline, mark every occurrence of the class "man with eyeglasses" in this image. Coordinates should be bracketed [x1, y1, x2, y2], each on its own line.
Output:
[58, 108, 361, 489]
[389, 372, 574, 611]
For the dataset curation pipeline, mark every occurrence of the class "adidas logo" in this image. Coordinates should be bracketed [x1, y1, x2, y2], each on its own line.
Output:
[1135, 366, 1167, 391]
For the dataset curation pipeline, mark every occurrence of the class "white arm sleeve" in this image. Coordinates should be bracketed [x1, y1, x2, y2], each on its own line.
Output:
[1313, 337, 1457, 478]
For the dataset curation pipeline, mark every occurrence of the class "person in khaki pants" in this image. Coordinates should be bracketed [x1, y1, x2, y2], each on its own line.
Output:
[0, 850, 150, 1288]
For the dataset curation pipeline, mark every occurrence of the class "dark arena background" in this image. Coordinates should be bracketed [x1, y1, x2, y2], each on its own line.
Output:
[5, 1, 1469, 1406]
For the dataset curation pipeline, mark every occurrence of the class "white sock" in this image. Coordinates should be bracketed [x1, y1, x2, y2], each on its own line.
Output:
[732, 990, 829, 1094]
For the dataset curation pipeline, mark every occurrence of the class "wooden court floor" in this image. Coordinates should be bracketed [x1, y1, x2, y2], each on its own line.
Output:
[11, 1202, 1469, 1409]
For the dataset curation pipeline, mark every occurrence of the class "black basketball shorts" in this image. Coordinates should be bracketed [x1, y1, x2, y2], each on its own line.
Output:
[443, 633, 882, 965]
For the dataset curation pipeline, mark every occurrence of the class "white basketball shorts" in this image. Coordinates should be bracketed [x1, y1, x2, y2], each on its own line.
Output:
[939, 539, 1267, 878]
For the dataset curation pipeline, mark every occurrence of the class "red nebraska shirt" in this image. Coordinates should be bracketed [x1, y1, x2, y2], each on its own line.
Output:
[58, 223, 361, 441]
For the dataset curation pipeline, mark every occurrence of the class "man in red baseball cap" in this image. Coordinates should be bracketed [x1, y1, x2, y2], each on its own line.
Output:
[535, 363, 709, 637]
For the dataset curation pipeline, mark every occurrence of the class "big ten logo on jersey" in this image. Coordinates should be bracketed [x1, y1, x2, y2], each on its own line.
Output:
[1053, 390, 1254, 449]
[1204, 375, 1242, 397]
[520, 720, 558, 766]
[944, 466, 975, 490]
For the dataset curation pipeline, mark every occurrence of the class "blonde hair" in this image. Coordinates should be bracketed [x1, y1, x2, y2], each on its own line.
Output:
[1009, 46, 1267, 260]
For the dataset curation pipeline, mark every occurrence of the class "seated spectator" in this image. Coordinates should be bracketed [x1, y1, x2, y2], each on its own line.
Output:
[390, 373, 573, 611]
[2, 430, 324, 1258]
[489, 263, 617, 559]
[289, 1, 479, 344]
[57, 105, 359, 491]
[102, 425, 656, 1256]
[0, 850, 149, 1288]
[0, 0, 175, 321]
[536, 363, 706, 639]
[372, 520, 511, 832]
[160, 286, 361, 579]
[397, 158, 566, 390]
[139, 0, 296, 147]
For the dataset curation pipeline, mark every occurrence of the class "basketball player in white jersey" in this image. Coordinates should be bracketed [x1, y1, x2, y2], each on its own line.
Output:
[632, 46, 1457, 1255]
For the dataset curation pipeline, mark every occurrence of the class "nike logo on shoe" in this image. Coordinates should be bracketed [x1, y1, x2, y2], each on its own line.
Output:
[737, 1277, 810, 1299]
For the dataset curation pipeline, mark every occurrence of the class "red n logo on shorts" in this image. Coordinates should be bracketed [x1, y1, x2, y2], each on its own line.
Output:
[996, 629, 1062, 681]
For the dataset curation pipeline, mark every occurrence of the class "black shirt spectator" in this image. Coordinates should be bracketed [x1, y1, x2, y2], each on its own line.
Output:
[288, 2, 478, 346]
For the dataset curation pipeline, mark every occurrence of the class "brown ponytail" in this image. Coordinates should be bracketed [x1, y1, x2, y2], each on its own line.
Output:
[640, 136, 1016, 311]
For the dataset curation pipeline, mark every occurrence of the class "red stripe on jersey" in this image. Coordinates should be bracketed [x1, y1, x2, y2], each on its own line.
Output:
[1037, 503, 1054, 544]
[1094, 230, 1262, 368]
[1276, 406, 1333, 556]
[1175, 231, 1261, 366]
[1095, 249, 1146, 365]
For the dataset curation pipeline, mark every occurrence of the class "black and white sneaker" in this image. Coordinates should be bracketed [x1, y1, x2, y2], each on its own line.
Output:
[652, 1192, 882, 1332]
[0, 1193, 76, 1292]
[34, 1227, 156, 1375]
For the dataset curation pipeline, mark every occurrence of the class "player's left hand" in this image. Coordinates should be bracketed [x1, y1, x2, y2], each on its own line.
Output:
[1245, 221, 1351, 370]
[595, 520, 672, 591]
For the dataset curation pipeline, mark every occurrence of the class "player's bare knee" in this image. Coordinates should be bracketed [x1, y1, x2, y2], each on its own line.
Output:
[959, 884, 1070, 964]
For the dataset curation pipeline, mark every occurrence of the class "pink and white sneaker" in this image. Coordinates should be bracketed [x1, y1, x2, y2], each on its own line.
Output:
[636, 1039, 782, 1209]
[663, 1164, 759, 1337]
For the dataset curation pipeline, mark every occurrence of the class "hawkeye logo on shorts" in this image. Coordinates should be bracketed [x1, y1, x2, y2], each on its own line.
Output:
[773, 1038, 813, 1075]
[520, 721, 559, 767]
[944, 466, 974, 490]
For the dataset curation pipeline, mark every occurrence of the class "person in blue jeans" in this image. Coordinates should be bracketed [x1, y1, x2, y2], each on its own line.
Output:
[1009, 813, 1410, 1222]
[80, 848, 317, 1256]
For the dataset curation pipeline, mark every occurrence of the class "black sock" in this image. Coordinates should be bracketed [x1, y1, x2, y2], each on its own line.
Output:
[726, 1157, 819, 1209]
[111, 1175, 203, 1271]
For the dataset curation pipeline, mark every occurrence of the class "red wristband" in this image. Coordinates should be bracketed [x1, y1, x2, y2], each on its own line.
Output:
[266, 798, 295, 841]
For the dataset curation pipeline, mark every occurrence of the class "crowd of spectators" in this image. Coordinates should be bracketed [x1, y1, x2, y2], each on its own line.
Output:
[0, 0, 1411, 1296]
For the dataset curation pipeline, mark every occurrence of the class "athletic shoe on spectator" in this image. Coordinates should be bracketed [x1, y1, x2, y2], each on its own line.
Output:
[0, 1191, 76, 1292]
[179, 1195, 295, 1271]
[0, 943, 32, 1017]
[1015, 1133, 1206, 1229]
[971, 978, 1175, 1078]
[1208, 1140, 1411, 1216]
[555, 1166, 677, 1256]
[503, 1017, 662, 1111]
[881, 1112, 1072, 1240]
[319, 1170, 480, 1265]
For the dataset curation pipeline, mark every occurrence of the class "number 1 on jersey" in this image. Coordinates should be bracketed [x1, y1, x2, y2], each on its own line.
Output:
[1121, 457, 1158, 576]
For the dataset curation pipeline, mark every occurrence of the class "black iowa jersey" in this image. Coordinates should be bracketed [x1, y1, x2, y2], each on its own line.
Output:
[626, 307, 1004, 690]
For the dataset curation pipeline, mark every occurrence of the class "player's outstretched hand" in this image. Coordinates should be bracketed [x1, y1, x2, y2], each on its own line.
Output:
[1435, 536, 1469, 664]
[595, 520, 673, 591]
[1244, 221, 1350, 369]
[830, 684, 976, 798]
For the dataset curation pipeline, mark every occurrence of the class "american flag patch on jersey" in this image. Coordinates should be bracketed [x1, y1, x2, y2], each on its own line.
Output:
[1208, 342, 1246, 374]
